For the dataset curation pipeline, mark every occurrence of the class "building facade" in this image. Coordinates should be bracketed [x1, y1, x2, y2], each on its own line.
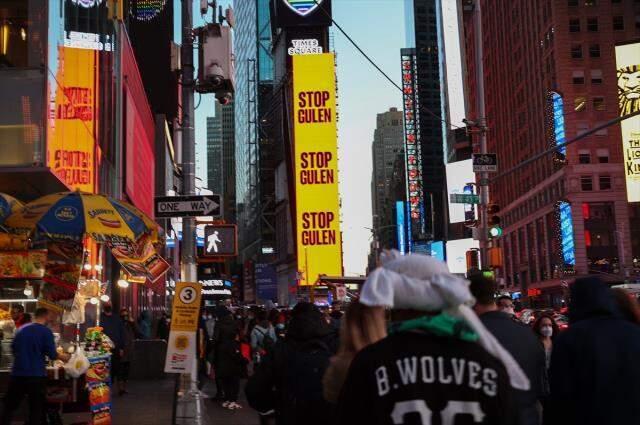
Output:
[206, 114, 223, 195]
[463, 0, 640, 304]
[221, 103, 236, 224]
[371, 107, 405, 249]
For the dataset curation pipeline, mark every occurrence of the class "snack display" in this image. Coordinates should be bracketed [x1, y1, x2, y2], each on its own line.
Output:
[86, 355, 110, 384]
[85, 327, 114, 355]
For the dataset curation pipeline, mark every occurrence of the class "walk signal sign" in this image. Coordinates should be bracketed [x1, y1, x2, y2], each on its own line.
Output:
[202, 225, 237, 257]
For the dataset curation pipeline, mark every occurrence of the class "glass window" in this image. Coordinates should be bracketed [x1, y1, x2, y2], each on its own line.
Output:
[597, 148, 610, 162]
[591, 69, 603, 84]
[585, 0, 597, 4]
[587, 17, 598, 31]
[599, 175, 612, 190]
[581, 176, 594, 191]
[571, 44, 583, 58]
[577, 122, 589, 135]
[572, 70, 585, 84]
[569, 18, 581, 32]
[579, 150, 591, 163]
[593, 97, 606, 110]
[612, 0, 621, 3]
[568, 0, 579, 5]
[589, 44, 601, 58]
[613, 16, 624, 30]
[575, 96, 587, 110]
[595, 122, 609, 136]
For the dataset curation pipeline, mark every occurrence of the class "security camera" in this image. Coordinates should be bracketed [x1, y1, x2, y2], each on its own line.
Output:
[216, 91, 233, 105]
[206, 63, 224, 87]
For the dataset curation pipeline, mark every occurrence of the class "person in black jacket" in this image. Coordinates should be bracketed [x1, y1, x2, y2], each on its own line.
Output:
[213, 306, 245, 410]
[245, 302, 338, 425]
[469, 274, 545, 425]
[546, 277, 640, 425]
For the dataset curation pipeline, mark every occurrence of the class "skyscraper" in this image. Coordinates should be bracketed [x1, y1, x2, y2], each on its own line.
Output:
[403, 0, 447, 244]
[463, 0, 640, 302]
[206, 114, 223, 196]
[371, 107, 404, 249]
[220, 102, 236, 223]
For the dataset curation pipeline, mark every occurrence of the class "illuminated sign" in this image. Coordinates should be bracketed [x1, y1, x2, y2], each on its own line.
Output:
[430, 241, 445, 261]
[558, 201, 576, 266]
[71, 0, 103, 7]
[47, 47, 97, 193]
[288, 39, 323, 56]
[615, 42, 640, 203]
[396, 201, 406, 255]
[551, 92, 567, 155]
[64, 31, 113, 52]
[275, 0, 332, 28]
[401, 49, 425, 238]
[284, 0, 325, 16]
[293, 53, 342, 286]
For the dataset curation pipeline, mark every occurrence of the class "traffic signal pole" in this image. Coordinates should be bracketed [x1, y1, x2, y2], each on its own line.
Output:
[473, 0, 489, 269]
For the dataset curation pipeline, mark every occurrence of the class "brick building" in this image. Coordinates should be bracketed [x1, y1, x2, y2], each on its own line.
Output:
[463, 0, 640, 305]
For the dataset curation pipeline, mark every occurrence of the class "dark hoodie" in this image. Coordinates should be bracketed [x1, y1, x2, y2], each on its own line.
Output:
[213, 308, 243, 378]
[546, 277, 640, 425]
[245, 302, 337, 425]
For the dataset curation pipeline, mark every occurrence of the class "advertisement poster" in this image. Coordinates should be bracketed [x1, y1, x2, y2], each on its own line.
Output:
[86, 354, 112, 425]
[255, 263, 277, 302]
[165, 282, 201, 374]
[292, 53, 343, 286]
[0, 250, 47, 279]
[615, 42, 640, 203]
[108, 238, 170, 287]
[47, 46, 97, 193]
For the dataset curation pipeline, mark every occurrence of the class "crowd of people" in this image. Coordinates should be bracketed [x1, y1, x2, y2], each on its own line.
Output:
[199, 251, 640, 425]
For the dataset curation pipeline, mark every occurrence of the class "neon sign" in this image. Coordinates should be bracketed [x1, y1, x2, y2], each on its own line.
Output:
[558, 201, 576, 266]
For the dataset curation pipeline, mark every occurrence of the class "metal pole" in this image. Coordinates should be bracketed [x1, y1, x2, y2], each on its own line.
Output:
[473, 0, 489, 268]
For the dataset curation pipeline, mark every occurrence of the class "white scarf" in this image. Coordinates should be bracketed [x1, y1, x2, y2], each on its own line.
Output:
[360, 251, 530, 391]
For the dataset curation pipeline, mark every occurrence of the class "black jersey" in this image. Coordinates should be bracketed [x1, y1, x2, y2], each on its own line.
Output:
[336, 332, 514, 425]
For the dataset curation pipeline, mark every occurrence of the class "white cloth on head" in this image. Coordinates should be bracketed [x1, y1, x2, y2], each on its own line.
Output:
[360, 250, 530, 391]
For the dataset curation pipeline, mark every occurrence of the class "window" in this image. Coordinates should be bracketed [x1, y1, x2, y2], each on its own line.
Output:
[587, 17, 598, 31]
[579, 150, 591, 163]
[612, 0, 621, 3]
[581, 176, 594, 191]
[597, 148, 610, 163]
[575, 96, 587, 111]
[595, 122, 609, 136]
[573, 70, 585, 84]
[571, 44, 583, 58]
[577, 122, 589, 135]
[599, 175, 612, 190]
[591, 69, 603, 84]
[585, 0, 597, 5]
[613, 16, 624, 30]
[568, 0, 579, 4]
[593, 97, 606, 110]
[589, 44, 601, 58]
[570, 18, 581, 32]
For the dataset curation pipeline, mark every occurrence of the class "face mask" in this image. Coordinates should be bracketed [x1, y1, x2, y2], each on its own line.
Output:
[540, 326, 553, 337]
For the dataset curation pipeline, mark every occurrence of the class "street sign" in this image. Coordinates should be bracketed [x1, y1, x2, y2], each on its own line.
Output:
[202, 224, 237, 257]
[450, 193, 480, 204]
[472, 153, 498, 172]
[154, 195, 221, 218]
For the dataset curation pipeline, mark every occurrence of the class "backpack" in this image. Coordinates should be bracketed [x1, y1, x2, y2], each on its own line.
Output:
[255, 327, 276, 354]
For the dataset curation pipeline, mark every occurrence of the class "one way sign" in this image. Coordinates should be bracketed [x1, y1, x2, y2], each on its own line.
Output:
[154, 195, 221, 218]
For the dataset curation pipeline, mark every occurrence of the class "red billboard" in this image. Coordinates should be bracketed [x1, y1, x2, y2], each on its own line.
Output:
[122, 30, 156, 217]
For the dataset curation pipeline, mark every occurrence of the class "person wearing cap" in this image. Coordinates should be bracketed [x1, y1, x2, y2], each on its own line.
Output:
[336, 252, 527, 425]
[469, 273, 545, 425]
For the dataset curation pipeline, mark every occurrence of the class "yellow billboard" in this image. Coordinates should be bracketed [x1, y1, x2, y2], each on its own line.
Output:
[293, 53, 342, 285]
[615, 41, 640, 203]
[47, 47, 97, 193]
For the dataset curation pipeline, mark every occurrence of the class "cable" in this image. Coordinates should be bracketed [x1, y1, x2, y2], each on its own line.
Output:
[311, 0, 463, 129]
[195, 92, 202, 110]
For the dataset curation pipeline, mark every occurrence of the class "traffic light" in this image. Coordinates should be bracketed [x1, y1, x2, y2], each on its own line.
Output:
[487, 203, 502, 238]
[466, 249, 480, 272]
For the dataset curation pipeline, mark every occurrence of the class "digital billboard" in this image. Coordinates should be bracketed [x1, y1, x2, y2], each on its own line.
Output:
[615, 41, 640, 203]
[401, 49, 426, 239]
[445, 159, 474, 223]
[446, 238, 479, 275]
[47, 46, 98, 193]
[273, 0, 333, 28]
[292, 53, 342, 285]
[396, 201, 406, 255]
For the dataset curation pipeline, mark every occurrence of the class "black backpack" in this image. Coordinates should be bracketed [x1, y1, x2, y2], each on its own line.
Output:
[255, 327, 276, 354]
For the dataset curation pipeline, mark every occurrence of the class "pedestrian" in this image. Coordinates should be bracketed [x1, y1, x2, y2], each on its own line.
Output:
[469, 273, 545, 425]
[328, 302, 343, 332]
[156, 311, 170, 340]
[137, 310, 152, 339]
[531, 313, 559, 423]
[246, 302, 337, 425]
[0, 307, 70, 425]
[118, 308, 138, 396]
[322, 301, 386, 404]
[100, 302, 125, 387]
[250, 310, 276, 364]
[546, 277, 640, 425]
[212, 306, 245, 410]
[336, 252, 528, 425]
[10, 305, 29, 329]
[612, 288, 640, 324]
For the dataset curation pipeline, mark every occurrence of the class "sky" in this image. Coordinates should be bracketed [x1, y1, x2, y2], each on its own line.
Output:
[183, 0, 406, 275]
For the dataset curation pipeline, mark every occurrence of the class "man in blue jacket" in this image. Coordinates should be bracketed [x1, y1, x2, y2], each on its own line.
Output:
[547, 277, 640, 425]
[1, 307, 70, 425]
